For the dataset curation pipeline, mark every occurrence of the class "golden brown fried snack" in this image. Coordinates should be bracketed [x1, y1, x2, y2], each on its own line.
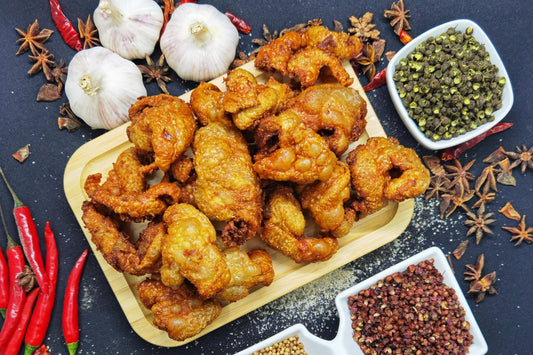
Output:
[303, 25, 363, 59]
[260, 185, 338, 263]
[162, 203, 230, 298]
[137, 278, 221, 342]
[285, 83, 367, 156]
[127, 94, 196, 173]
[189, 82, 232, 126]
[300, 161, 351, 232]
[81, 201, 164, 275]
[346, 137, 431, 219]
[253, 111, 337, 184]
[216, 248, 274, 303]
[255, 30, 305, 75]
[192, 122, 262, 246]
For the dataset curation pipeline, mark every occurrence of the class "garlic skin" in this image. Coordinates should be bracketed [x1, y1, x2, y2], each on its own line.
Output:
[93, 0, 163, 60]
[160, 3, 239, 82]
[65, 46, 147, 130]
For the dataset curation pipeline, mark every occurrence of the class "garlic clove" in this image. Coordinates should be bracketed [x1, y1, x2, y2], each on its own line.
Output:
[65, 46, 147, 130]
[93, 0, 163, 60]
[160, 3, 239, 82]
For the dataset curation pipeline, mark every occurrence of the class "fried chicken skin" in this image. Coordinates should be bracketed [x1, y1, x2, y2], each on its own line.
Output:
[162, 203, 230, 298]
[192, 122, 262, 246]
[189, 82, 232, 126]
[303, 25, 363, 59]
[255, 30, 305, 75]
[260, 185, 338, 263]
[253, 111, 337, 184]
[127, 94, 196, 173]
[346, 137, 431, 219]
[137, 279, 221, 342]
[285, 83, 367, 156]
[300, 161, 351, 232]
[216, 248, 274, 303]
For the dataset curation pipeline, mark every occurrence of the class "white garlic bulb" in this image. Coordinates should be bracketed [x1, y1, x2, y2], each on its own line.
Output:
[160, 3, 239, 82]
[65, 46, 147, 130]
[93, 0, 163, 60]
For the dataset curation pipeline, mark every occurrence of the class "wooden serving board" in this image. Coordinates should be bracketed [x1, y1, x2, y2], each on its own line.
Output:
[63, 60, 415, 347]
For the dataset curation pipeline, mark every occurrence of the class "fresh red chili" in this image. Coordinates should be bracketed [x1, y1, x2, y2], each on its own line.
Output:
[3, 287, 40, 355]
[399, 29, 413, 45]
[48, 0, 83, 51]
[0, 204, 27, 352]
[63, 249, 88, 355]
[441, 122, 514, 161]
[363, 68, 387, 91]
[179, 0, 197, 4]
[225, 11, 252, 34]
[0, 246, 8, 318]
[24, 222, 58, 355]
[33, 344, 51, 355]
[0, 167, 50, 295]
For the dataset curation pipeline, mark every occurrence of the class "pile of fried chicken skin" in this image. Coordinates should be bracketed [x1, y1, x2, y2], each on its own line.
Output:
[81, 25, 430, 342]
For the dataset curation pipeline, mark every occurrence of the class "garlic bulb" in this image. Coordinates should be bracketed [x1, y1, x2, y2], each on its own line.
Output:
[93, 0, 163, 60]
[160, 3, 239, 82]
[65, 46, 147, 130]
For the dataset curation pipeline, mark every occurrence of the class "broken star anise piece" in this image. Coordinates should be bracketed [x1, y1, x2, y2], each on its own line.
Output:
[439, 183, 474, 219]
[138, 54, 172, 95]
[464, 204, 495, 244]
[505, 144, 533, 174]
[496, 158, 516, 186]
[348, 12, 381, 43]
[78, 15, 100, 49]
[16, 265, 37, 292]
[502, 215, 533, 246]
[384, 0, 411, 35]
[468, 271, 497, 303]
[28, 48, 56, 81]
[37, 83, 61, 102]
[445, 158, 476, 191]
[15, 19, 54, 55]
[475, 164, 500, 192]
[51, 58, 68, 92]
[464, 253, 484, 281]
[499, 202, 521, 221]
[452, 239, 469, 260]
[58, 102, 83, 132]
[12, 144, 30, 163]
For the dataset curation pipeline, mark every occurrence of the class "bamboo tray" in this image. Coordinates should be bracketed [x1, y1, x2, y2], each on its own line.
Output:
[63, 60, 415, 347]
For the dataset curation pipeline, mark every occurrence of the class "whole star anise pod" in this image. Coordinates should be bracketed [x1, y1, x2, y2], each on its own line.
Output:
[384, 0, 411, 35]
[348, 12, 381, 43]
[502, 215, 533, 246]
[505, 144, 533, 174]
[16, 265, 37, 292]
[138, 54, 172, 94]
[353, 39, 385, 79]
[464, 204, 496, 244]
[15, 19, 54, 55]
[28, 48, 56, 81]
[445, 158, 476, 191]
[78, 15, 100, 49]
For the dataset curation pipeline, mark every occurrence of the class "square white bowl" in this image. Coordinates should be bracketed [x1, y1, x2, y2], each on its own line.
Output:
[386, 19, 513, 150]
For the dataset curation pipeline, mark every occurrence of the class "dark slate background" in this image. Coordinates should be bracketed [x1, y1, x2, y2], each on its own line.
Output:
[0, 1, 531, 354]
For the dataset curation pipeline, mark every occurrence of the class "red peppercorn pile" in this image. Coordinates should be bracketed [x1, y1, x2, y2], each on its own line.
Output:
[348, 259, 473, 354]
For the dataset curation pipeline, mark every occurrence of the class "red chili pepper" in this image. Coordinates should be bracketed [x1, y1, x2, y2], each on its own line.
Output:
[363, 68, 387, 91]
[33, 344, 51, 355]
[48, 0, 83, 51]
[399, 29, 413, 45]
[0, 167, 50, 295]
[225, 11, 252, 34]
[441, 122, 514, 161]
[24, 222, 58, 355]
[0, 246, 8, 318]
[62, 249, 88, 355]
[3, 287, 40, 355]
[0, 204, 27, 352]
[179, 0, 197, 4]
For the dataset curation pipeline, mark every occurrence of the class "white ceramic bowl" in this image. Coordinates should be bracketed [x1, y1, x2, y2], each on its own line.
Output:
[235, 247, 488, 355]
[386, 19, 513, 150]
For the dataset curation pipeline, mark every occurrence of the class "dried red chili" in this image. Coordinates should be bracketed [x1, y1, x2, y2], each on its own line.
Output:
[3, 287, 40, 355]
[441, 122, 514, 161]
[0, 167, 50, 295]
[363, 67, 387, 91]
[48, 0, 83, 51]
[225, 11, 252, 34]
[0, 247, 8, 318]
[24, 222, 58, 355]
[399, 29, 413, 44]
[62, 249, 88, 355]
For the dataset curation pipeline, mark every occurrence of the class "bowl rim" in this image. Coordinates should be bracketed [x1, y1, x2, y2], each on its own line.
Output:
[386, 18, 514, 150]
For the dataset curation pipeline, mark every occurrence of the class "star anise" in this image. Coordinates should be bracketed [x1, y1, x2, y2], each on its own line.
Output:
[464, 204, 495, 244]
[348, 12, 381, 43]
[425, 173, 451, 200]
[505, 144, 533, 174]
[15, 19, 54, 55]
[482, 146, 507, 164]
[496, 158, 516, 186]
[78, 15, 100, 49]
[439, 183, 474, 218]
[464, 253, 484, 281]
[471, 188, 496, 209]
[452, 239, 469, 260]
[423, 155, 445, 175]
[384, 0, 411, 35]
[475, 164, 500, 192]
[28, 48, 55, 81]
[502, 215, 533, 246]
[444, 158, 476, 191]
[16, 265, 37, 292]
[468, 271, 497, 303]
[58, 102, 83, 132]
[354, 39, 385, 79]
[51, 58, 68, 91]
[499, 202, 521, 221]
[138, 54, 172, 94]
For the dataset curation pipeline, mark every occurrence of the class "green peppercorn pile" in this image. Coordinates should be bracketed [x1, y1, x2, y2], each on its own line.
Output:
[393, 27, 506, 141]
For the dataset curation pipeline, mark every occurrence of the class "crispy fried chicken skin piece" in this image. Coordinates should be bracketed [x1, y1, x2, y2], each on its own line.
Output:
[285, 83, 367, 156]
[137, 279, 221, 342]
[216, 248, 274, 303]
[162, 203, 230, 298]
[81, 201, 163, 275]
[346, 137, 431, 219]
[260, 185, 338, 263]
[253, 111, 337, 184]
[255, 30, 305, 75]
[192, 122, 262, 246]
[189, 82, 232, 126]
[127, 94, 196, 173]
